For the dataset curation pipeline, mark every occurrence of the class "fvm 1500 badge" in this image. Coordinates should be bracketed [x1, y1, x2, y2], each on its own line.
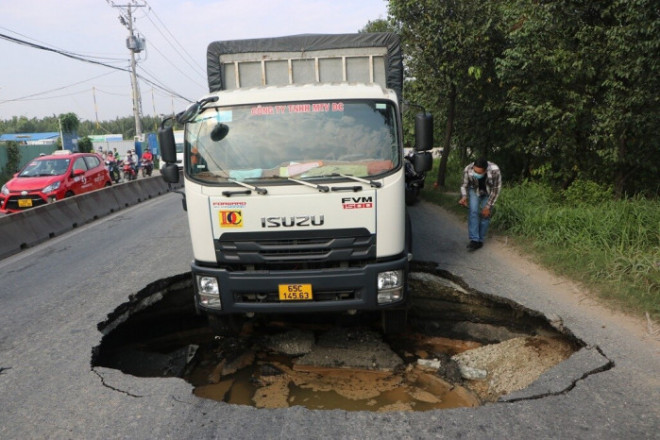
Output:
[342, 196, 373, 209]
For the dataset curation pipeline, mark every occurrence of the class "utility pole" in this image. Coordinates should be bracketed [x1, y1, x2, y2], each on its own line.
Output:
[110, 0, 146, 140]
[92, 86, 100, 129]
[58, 117, 64, 150]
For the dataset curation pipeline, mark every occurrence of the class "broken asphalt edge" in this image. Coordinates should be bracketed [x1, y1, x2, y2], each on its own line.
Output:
[499, 345, 614, 402]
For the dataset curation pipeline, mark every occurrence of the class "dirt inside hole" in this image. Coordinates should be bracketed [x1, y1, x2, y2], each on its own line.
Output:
[92, 264, 582, 411]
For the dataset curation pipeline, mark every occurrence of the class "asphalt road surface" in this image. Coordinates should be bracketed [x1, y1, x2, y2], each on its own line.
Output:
[0, 194, 658, 439]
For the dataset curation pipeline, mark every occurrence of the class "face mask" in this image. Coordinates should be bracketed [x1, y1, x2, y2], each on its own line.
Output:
[472, 171, 485, 179]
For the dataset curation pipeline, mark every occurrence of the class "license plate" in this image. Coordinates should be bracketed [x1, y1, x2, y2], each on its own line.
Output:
[18, 199, 33, 208]
[278, 284, 313, 301]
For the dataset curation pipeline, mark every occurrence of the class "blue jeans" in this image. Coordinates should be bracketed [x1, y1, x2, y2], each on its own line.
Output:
[468, 188, 490, 243]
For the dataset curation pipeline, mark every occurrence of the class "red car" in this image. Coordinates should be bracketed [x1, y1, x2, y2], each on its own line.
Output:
[0, 150, 112, 214]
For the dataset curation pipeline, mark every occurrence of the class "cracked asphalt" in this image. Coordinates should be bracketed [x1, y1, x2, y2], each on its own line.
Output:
[0, 194, 658, 439]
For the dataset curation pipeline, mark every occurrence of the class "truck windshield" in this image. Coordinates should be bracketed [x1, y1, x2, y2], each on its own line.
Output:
[184, 100, 399, 183]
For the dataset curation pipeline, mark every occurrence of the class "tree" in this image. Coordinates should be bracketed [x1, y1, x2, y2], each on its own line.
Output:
[593, 0, 660, 196]
[59, 113, 80, 133]
[77, 136, 93, 153]
[360, 18, 395, 33]
[496, 0, 659, 195]
[388, 0, 507, 186]
[59, 112, 80, 151]
[0, 141, 21, 185]
[496, 1, 607, 188]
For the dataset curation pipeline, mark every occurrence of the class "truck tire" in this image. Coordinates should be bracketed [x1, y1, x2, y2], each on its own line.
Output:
[207, 314, 243, 336]
[381, 309, 407, 334]
[405, 210, 412, 255]
[405, 186, 419, 206]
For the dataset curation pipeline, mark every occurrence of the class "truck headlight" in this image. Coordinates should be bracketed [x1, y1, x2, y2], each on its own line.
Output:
[377, 270, 404, 304]
[42, 181, 61, 194]
[197, 275, 222, 309]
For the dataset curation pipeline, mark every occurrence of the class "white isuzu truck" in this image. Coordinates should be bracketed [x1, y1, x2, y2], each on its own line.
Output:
[159, 33, 433, 334]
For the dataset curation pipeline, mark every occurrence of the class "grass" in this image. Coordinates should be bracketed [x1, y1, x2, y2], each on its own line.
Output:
[421, 158, 660, 322]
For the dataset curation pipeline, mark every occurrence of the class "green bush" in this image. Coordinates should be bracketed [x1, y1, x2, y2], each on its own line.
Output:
[495, 183, 659, 318]
[0, 141, 20, 186]
[422, 173, 660, 319]
[564, 179, 613, 206]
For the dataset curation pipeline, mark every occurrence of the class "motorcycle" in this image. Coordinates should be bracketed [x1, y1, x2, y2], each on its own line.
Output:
[140, 159, 153, 177]
[122, 160, 137, 181]
[404, 150, 432, 206]
[105, 160, 121, 184]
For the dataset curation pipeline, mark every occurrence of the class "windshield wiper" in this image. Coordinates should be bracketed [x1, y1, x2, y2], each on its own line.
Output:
[339, 173, 382, 188]
[287, 177, 329, 193]
[224, 179, 268, 196]
[318, 173, 382, 188]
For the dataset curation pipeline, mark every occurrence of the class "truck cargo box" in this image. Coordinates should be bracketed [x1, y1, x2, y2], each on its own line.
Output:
[206, 33, 402, 100]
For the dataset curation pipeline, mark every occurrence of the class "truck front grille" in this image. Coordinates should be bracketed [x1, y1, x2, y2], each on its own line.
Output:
[215, 228, 375, 269]
[234, 289, 357, 304]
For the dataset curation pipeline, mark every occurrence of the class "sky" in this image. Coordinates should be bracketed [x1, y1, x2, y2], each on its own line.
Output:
[0, 0, 388, 127]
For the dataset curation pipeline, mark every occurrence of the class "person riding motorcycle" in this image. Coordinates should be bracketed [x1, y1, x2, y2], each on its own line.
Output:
[141, 147, 154, 177]
[105, 151, 120, 183]
[124, 150, 137, 180]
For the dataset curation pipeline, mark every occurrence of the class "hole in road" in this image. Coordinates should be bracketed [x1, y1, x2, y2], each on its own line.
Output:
[91, 262, 582, 411]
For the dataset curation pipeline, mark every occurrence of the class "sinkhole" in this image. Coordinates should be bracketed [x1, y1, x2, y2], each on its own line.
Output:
[91, 261, 595, 412]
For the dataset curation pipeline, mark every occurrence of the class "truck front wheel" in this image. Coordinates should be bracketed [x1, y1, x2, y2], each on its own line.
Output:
[381, 309, 407, 334]
[207, 314, 244, 336]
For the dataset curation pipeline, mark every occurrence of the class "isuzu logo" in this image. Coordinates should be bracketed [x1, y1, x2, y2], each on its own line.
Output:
[260, 215, 325, 228]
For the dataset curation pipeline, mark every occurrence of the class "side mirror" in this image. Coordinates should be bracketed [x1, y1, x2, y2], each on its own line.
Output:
[161, 163, 180, 184]
[176, 102, 201, 124]
[211, 123, 229, 142]
[414, 112, 434, 151]
[412, 151, 433, 174]
[158, 121, 177, 164]
[175, 96, 219, 124]
[73, 169, 85, 176]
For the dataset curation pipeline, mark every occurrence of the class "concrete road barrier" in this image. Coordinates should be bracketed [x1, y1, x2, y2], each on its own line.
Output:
[0, 175, 183, 260]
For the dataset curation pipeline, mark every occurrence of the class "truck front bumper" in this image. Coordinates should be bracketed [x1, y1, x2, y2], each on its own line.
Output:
[192, 255, 408, 315]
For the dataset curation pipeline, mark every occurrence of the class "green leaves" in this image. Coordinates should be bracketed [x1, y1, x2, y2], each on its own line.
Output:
[59, 112, 80, 133]
[389, 0, 658, 196]
[389, 0, 509, 184]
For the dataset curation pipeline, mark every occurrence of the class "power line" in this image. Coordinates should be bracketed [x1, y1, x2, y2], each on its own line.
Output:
[142, 1, 206, 80]
[95, 88, 132, 97]
[142, 39, 206, 89]
[0, 71, 118, 104]
[0, 25, 127, 63]
[5, 89, 91, 102]
[0, 31, 193, 102]
[0, 32, 129, 71]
